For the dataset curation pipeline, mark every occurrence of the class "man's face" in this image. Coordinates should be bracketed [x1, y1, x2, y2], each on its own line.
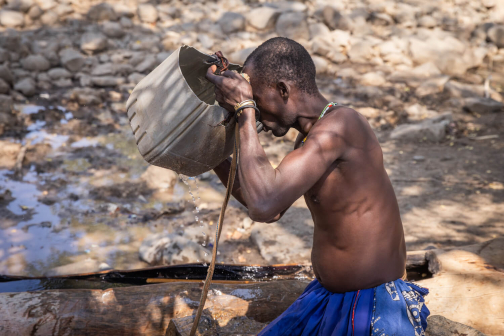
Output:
[243, 64, 294, 137]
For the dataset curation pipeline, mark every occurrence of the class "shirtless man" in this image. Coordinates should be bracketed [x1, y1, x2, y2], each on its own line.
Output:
[207, 37, 429, 336]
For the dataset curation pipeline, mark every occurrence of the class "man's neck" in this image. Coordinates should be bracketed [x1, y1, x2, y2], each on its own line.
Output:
[293, 93, 330, 136]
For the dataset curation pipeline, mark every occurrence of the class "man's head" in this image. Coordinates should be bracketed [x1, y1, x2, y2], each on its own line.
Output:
[243, 37, 319, 136]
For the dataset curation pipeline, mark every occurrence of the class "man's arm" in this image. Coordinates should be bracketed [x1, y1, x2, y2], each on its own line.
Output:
[213, 157, 288, 222]
[236, 108, 343, 222]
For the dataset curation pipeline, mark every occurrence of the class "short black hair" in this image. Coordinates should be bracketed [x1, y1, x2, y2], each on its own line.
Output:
[244, 37, 318, 95]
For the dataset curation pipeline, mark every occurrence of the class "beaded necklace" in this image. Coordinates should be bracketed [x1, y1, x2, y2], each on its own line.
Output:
[301, 102, 338, 144]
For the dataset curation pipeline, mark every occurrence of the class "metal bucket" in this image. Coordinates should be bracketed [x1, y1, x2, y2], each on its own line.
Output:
[126, 45, 241, 176]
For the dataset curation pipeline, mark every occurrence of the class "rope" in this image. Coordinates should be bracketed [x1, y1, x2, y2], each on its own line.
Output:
[189, 121, 240, 336]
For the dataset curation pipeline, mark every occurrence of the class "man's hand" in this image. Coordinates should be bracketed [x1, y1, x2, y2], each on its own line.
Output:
[206, 65, 253, 110]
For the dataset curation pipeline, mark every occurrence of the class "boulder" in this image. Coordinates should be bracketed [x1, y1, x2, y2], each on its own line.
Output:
[463, 97, 504, 114]
[5, 0, 33, 12]
[139, 234, 211, 265]
[87, 3, 117, 21]
[275, 12, 309, 40]
[21, 55, 50, 71]
[322, 6, 352, 31]
[0, 10, 24, 28]
[59, 48, 85, 72]
[91, 76, 125, 87]
[246, 6, 279, 30]
[0, 65, 14, 84]
[101, 21, 125, 38]
[390, 113, 452, 142]
[487, 25, 504, 48]
[137, 4, 158, 23]
[14, 78, 37, 96]
[81, 32, 107, 54]
[47, 67, 71, 79]
[426, 315, 486, 336]
[219, 12, 246, 35]
[40, 10, 58, 25]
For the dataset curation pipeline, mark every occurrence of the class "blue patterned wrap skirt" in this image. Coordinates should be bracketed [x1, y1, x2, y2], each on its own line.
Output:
[258, 278, 430, 336]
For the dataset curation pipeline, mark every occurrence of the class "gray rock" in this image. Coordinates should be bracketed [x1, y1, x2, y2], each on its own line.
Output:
[59, 48, 85, 72]
[0, 94, 13, 113]
[276, 12, 309, 40]
[137, 4, 158, 23]
[5, 0, 33, 12]
[156, 52, 170, 65]
[27, 5, 43, 19]
[120, 16, 133, 28]
[219, 12, 246, 35]
[0, 78, 9, 94]
[156, 4, 180, 18]
[37, 72, 50, 82]
[81, 32, 107, 54]
[135, 55, 157, 73]
[0, 48, 9, 63]
[246, 6, 279, 30]
[128, 72, 145, 85]
[197, 33, 214, 49]
[463, 97, 504, 114]
[53, 78, 72, 87]
[47, 67, 71, 79]
[91, 63, 114, 76]
[229, 47, 256, 65]
[0, 65, 14, 83]
[266, 1, 307, 12]
[70, 87, 101, 105]
[139, 233, 211, 265]
[91, 76, 125, 87]
[323, 6, 352, 31]
[14, 77, 37, 96]
[21, 55, 50, 71]
[0, 10, 25, 28]
[426, 315, 486, 336]
[487, 25, 504, 48]
[114, 63, 134, 76]
[40, 10, 58, 25]
[390, 113, 452, 142]
[88, 3, 117, 21]
[309, 22, 330, 40]
[102, 21, 125, 38]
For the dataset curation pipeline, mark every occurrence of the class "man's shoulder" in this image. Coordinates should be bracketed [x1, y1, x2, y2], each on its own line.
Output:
[311, 105, 361, 135]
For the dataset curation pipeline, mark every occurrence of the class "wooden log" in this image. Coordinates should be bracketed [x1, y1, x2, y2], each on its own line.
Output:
[0, 280, 309, 336]
[166, 314, 265, 336]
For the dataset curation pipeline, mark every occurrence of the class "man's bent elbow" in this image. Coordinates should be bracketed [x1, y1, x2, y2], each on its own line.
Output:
[248, 204, 278, 223]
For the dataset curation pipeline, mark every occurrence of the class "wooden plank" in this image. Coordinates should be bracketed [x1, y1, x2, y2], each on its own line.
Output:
[0, 280, 309, 336]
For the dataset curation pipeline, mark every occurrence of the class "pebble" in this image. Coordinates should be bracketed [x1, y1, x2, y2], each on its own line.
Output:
[21, 55, 51, 71]
[88, 3, 117, 21]
[413, 155, 426, 162]
[47, 67, 72, 79]
[40, 10, 58, 25]
[102, 21, 125, 38]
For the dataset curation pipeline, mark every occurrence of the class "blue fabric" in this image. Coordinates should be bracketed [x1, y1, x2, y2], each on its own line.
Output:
[258, 279, 430, 336]
[371, 280, 430, 336]
[258, 279, 373, 336]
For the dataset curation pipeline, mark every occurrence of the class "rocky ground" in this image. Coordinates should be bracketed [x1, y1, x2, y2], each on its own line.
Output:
[0, 0, 503, 277]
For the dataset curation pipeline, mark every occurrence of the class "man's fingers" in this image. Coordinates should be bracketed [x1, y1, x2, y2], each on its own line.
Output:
[206, 65, 223, 85]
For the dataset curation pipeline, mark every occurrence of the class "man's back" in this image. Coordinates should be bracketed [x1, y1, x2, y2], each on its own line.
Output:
[296, 106, 406, 293]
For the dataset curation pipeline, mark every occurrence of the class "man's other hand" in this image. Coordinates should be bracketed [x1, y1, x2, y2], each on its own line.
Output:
[206, 65, 253, 111]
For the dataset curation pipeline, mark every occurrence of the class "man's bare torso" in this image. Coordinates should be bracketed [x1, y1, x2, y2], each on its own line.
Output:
[295, 106, 406, 293]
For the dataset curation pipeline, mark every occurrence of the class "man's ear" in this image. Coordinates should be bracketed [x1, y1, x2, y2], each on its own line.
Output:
[277, 81, 290, 101]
